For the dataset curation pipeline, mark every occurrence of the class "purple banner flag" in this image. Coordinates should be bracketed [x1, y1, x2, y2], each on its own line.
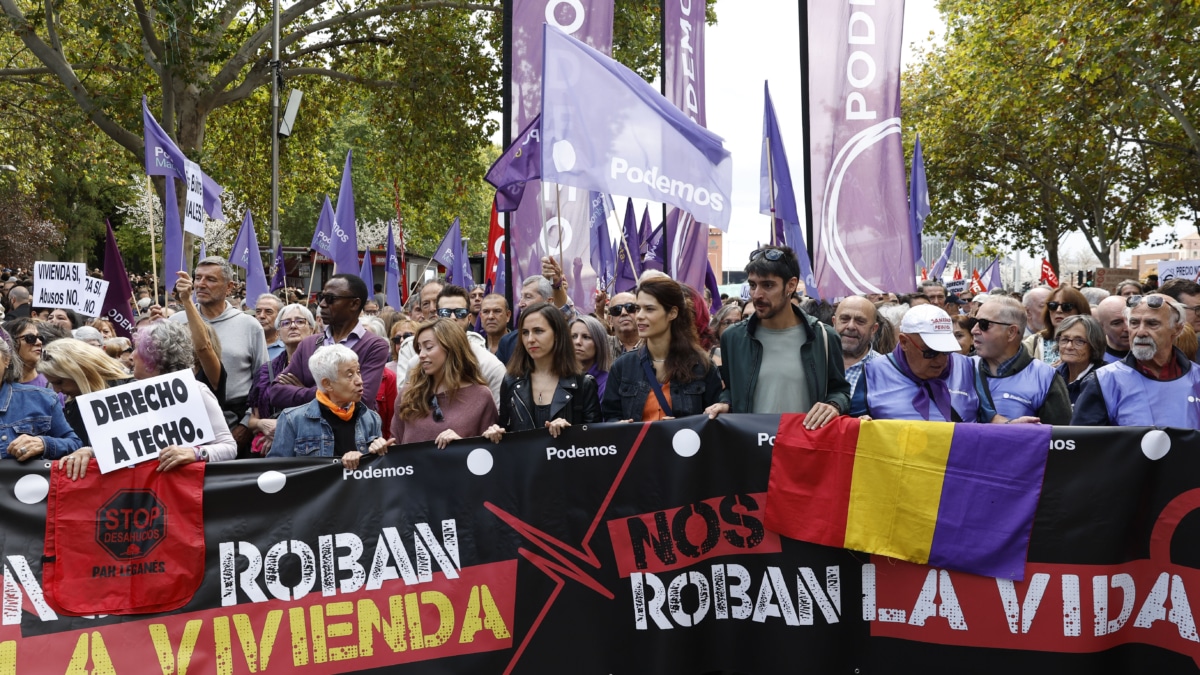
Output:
[197, 239, 207, 264]
[494, 251, 507, 301]
[331, 152, 359, 274]
[460, 241, 475, 289]
[432, 218, 463, 283]
[664, 0, 706, 127]
[270, 243, 286, 292]
[101, 221, 136, 339]
[909, 135, 931, 266]
[929, 228, 957, 280]
[142, 97, 225, 221]
[614, 200, 641, 294]
[359, 249, 375, 295]
[642, 225, 665, 272]
[385, 225, 403, 310]
[540, 26, 732, 231]
[704, 259, 721, 315]
[486, 114, 542, 212]
[984, 257, 1003, 290]
[666, 210, 710, 299]
[638, 207, 653, 256]
[587, 191, 615, 292]
[310, 196, 335, 255]
[807, 1, 915, 296]
[761, 82, 820, 299]
[231, 212, 269, 308]
[162, 177, 185, 289]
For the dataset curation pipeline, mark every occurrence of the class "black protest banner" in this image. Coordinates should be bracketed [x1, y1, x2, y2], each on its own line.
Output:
[1, 417, 1200, 674]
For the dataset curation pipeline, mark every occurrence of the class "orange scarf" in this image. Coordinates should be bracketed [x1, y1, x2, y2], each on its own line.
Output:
[316, 390, 356, 422]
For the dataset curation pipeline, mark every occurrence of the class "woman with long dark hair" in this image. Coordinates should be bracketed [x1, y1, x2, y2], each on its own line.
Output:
[602, 277, 723, 421]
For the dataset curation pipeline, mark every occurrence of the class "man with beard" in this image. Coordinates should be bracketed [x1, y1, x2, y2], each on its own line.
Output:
[606, 291, 642, 358]
[833, 296, 882, 417]
[971, 296, 1071, 424]
[1073, 294, 1200, 427]
[706, 246, 849, 429]
[1094, 295, 1130, 363]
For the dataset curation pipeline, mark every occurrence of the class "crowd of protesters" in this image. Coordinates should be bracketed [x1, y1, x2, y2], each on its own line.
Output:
[0, 246, 1192, 472]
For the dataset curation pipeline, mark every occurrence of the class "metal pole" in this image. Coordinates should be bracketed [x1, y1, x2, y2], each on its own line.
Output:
[147, 176, 159, 305]
[270, 0, 281, 261]
[797, 0, 815, 271]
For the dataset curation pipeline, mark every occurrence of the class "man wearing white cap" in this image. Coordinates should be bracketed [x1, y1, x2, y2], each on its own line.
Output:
[861, 304, 993, 422]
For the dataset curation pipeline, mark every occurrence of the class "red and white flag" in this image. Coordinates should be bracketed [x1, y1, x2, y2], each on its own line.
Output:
[1040, 258, 1059, 288]
[969, 268, 986, 294]
[953, 266, 963, 281]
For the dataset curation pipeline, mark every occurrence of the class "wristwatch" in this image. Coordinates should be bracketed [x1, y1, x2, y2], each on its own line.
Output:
[198, 448, 209, 462]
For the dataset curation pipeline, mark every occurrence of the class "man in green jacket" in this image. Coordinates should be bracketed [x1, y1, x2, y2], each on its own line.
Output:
[706, 246, 850, 430]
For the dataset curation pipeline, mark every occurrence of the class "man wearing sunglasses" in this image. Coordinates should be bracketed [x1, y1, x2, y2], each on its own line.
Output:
[605, 291, 642, 358]
[1073, 294, 1200, 427]
[971, 296, 1071, 425]
[706, 246, 849, 430]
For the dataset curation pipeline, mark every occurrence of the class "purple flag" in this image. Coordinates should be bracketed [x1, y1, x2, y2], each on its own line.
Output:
[310, 195, 335, 256]
[385, 225, 403, 310]
[588, 191, 615, 291]
[638, 207, 653, 255]
[665, 0, 706, 127]
[270, 243, 286, 292]
[162, 177, 185, 289]
[929, 229, 958, 280]
[909, 135, 931, 266]
[359, 249, 374, 294]
[509, 0, 614, 317]
[142, 96, 224, 220]
[705, 259, 721, 316]
[666, 210, 710, 300]
[331, 152, 359, 274]
[540, 25, 732, 231]
[485, 114, 541, 212]
[984, 257, 1003, 290]
[231, 211, 269, 308]
[460, 241, 475, 288]
[761, 81, 820, 299]
[494, 251, 507, 301]
[642, 225, 665, 272]
[197, 239, 207, 264]
[614, 200, 641, 294]
[432, 218, 462, 283]
[101, 221, 136, 339]
[807, 1, 915, 296]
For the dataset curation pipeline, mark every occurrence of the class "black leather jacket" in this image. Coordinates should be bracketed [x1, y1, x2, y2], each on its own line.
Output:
[497, 373, 602, 432]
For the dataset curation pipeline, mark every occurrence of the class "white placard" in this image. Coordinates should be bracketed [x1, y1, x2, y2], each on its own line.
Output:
[183, 159, 206, 237]
[1156, 260, 1200, 284]
[77, 370, 216, 474]
[79, 275, 109, 317]
[944, 279, 969, 295]
[32, 261, 110, 316]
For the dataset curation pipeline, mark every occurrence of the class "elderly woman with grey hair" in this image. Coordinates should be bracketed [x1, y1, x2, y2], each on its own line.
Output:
[0, 330, 81, 462]
[1054, 314, 1107, 404]
[132, 321, 237, 469]
[268, 344, 387, 470]
[248, 303, 316, 453]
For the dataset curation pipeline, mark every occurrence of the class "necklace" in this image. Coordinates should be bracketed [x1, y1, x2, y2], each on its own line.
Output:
[652, 358, 665, 363]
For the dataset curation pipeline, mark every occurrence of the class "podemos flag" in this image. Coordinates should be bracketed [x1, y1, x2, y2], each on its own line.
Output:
[765, 416, 1051, 580]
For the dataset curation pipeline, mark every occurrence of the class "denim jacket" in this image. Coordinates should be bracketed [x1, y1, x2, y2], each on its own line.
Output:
[268, 398, 382, 458]
[0, 381, 82, 460]
[601, 346, 724, 422]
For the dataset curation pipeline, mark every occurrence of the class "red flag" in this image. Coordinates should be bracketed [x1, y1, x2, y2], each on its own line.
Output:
[952, 266, 963, 281]
[969, 268, 986, 294]
[1040, 258, 1059, 288]
[484, 197, 505, 289]
[920, 267, 928, 280]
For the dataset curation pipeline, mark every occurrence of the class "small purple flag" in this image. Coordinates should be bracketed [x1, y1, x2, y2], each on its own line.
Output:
[588, 191, 615, 292]
[909, 135, 931, 266]
[101, 221, 136, 339]
[761, 81, 819, 299]
[385, 224, 403, 310]
[310, 195, 335, 256]
[929, 228, 958, 280]
[460, 241, 475, 289]
[705, 259, 721, 316]
[162, 177, 185, 289]
[614, 199, 641, 294]
[270, 243, 286, 292]
[485, 114, 542, 213]
[638, 206, 653, 255]
[231, 211, 269, 308]
[432, 217, 462, 283]
[494, 251, 507, 302]
[143, 96, 224, 221]
[331, 152, 359, 275]
[197, 239, 207, 264]
[984, 257, 1002, 291]
[359, 249, 374, 294]
[642, 225, 665, 272]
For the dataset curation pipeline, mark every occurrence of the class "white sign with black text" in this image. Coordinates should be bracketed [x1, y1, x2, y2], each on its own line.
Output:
[32, 261, 109, 316]
[183, 160, 206, 237]
[1156, 260, 1200, 284]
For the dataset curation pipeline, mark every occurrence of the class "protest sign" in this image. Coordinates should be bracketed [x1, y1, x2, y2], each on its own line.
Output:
[944, 278, 969, 295]
[1156, 260, 1200, 284]
[183, 159, 206, 236]
[1093, 267, 1140, 292]
[32, 261, 109, 316]
[76, 370, 216, 474]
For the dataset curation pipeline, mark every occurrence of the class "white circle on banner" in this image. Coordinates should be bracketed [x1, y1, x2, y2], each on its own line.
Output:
[1141, 430, 1171, 461]
[672, 429, 701, 458]
[552, 140, 577, 173]
[257, 470, 287, 494]
[468, 448, 494, 476]
[15, 474, 49, 504]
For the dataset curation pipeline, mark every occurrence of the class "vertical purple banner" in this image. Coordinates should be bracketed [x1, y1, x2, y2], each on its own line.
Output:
[510, 0, 614, 314]
[664, 0, 709, 293]
[806, 0, 915, 296]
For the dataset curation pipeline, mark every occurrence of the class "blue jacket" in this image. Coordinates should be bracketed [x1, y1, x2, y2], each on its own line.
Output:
[269, 398, 382, 457]
[602, 346, 724, 421]
[0, 381, 82, 460]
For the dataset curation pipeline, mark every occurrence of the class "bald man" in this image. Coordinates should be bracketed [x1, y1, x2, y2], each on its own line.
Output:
[1094, 295, 1130, 363]
[833, 296, 883, 416]
[1023, 287, 1051, 336]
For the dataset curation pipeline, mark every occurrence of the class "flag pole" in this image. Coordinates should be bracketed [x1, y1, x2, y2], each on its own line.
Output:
[554, 184, 565, 273]
[767, 141, 778, 248]
[147, 176, 160, 306]
[305, 251, 318, 301]
[617, 219, 640, 282]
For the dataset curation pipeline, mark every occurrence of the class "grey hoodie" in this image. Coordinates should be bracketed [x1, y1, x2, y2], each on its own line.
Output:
[169, 302, 268, 425]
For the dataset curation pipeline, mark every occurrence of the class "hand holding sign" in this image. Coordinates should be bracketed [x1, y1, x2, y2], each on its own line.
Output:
[156, 445, 198, 473]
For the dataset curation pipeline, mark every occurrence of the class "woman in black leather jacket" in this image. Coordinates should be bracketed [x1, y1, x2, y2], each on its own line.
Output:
[602, 277, 724, 422]
[483, 302, 601, 441]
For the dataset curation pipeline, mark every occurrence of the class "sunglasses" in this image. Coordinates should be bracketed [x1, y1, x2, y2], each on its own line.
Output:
[391, 332, 414, 344]
[316, 293, 356, 305]
[974, 318, 1013, 332]
[609, 303, 638, 317]
[749, 248, 788, 262]
[437, 308, 471, 320]
[1047, 301, 1077, 312]
[430, 395, 444, 423]
[917, 347, 946, 359]
[20, 334, 43, 346]
[1126, 295, 1164, 309]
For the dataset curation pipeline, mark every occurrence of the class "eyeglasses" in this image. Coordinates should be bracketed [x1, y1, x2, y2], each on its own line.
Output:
[19, 334, 43, 346]
[122, 347, 134, 355]
[917, 347, 945, 359]
[437, 308, 471, 320]
[392, 333, 413, 344]
[974, 318, 1013, 332]
[1127, 295, 1164, 309]
[316, 293, 356, 305]
[278, 318, 308, 328]
[430, 395, 444, 423]
[1047, 301, 1077, 312]
[1058, 336, 1089, 348]
[749, 248, 788, 262]
[609, 303, 638, 316]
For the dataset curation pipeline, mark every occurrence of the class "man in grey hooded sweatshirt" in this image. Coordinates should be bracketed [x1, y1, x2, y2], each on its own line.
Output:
[169, 256, 268, 457]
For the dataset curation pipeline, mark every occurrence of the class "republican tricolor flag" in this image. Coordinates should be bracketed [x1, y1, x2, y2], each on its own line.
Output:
[765, 416, 1051, 580]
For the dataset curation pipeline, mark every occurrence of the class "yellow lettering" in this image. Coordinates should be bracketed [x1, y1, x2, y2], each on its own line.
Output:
[288, 607, 309, 667]
[213, 616, 233, 675]
[65, 632, 116, 675]
[0, 641, 13, 675]
[324, 602, 357, 661]
[420, 591, 455, 649]
[403, 592, 425, 650]
[357, 596, 408, 658]
[233, 611, 282, 672]
[149, 621, 202, 675]
[309, 605, 327, 664]
[459, 584, 512, 643]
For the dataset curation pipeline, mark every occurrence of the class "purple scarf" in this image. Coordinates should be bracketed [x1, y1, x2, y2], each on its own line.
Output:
[890, 343, 955, 422]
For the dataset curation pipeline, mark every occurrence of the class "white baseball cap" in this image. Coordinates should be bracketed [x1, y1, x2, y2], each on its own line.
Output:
[900, 304, 961, 353]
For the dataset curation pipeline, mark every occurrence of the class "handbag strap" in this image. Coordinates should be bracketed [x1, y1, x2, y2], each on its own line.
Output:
[640, 356, 674, 418]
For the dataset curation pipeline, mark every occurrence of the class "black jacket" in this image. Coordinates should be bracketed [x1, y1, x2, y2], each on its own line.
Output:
[497, 373, 602, 432]
[602, 345, 724, 421]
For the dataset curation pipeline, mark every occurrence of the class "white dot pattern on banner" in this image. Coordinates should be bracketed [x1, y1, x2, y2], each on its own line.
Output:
[673, 429, 701, 458]
[467, 448, 493, 476]
[14, 474, 49, 504]
[1141, 429, 1171, 461]
[257, 470, 287, 494]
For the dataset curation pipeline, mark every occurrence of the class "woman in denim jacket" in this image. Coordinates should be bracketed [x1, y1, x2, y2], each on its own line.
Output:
[0, 331, 81, 462]
[602, 277, 724, 422]
[270, 345, 388, 470]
